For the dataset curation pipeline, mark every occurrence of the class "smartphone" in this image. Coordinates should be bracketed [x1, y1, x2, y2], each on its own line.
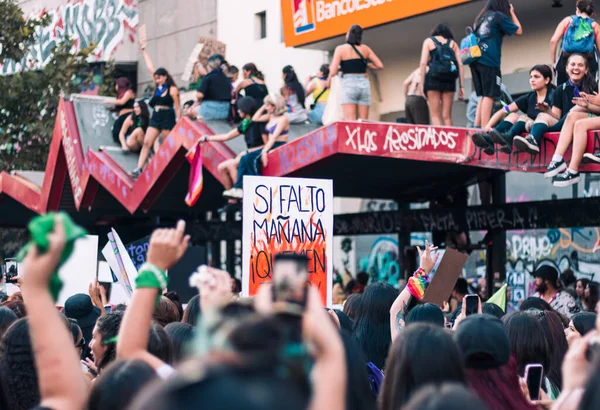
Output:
[465, 294, 479, 316]
[4, 258, 18, 284]
[272, 253, 310, 315]
[525, 363, 544, 401]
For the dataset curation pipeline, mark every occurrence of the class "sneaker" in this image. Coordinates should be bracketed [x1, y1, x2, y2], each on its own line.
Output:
[513, 135, 540, 154]
[223, 188, 243, 199]
[217, 201, 241, 213]
[471, 132, 495, 155]
[131, 168, 142, 179]
[543, 159, 566, 179]
[583, 151, 600, 164]
[553, 171, 581, 187]
[488, 129, 512, 154]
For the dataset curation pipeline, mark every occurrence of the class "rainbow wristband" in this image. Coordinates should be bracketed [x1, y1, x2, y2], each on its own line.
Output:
[407, 268, 428, 300]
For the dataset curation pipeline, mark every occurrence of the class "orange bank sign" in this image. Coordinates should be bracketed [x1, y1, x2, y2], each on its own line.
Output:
[282, 0, 472, 47]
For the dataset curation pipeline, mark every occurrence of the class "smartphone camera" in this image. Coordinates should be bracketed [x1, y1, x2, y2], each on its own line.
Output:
[525, 363, 544, 401]
[4, 258, 18, 284]
[272, 253, 310, 315]
[465, 295, 479, 316]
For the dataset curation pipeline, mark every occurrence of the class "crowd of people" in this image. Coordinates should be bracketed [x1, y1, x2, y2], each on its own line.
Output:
[1, 221, 600, 410]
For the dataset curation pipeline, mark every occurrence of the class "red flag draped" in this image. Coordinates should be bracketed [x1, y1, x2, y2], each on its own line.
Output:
[185, 142, 203, 207]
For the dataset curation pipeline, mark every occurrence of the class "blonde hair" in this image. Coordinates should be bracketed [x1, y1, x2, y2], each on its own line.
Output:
[264, 94, 287, 116]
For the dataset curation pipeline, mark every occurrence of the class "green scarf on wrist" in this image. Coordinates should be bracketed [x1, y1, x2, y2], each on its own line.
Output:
[17, 212, 87, 302]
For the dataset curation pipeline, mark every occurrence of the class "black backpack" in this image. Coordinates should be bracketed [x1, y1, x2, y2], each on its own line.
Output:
[428, 37, 459, 82]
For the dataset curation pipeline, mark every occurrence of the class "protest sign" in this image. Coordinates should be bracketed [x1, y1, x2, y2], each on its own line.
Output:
[57, 235, 98, 306]
[422, 248, 468, 307]
[101, 229, 138, 299]
[126, 236, 150, 271]
[242, 176, 333, 306]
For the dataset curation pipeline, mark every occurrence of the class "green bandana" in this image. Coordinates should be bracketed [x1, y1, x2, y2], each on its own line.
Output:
[17, 212, 87, 302]
[238, 118, 252, 134]
[136, 263, 169, 306]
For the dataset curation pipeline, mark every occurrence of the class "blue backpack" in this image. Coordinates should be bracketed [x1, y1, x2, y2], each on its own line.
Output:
[562, 15, 596, 54]
[460, 27, 482, 66]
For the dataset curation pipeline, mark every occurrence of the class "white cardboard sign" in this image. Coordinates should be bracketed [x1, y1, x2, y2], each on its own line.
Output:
[242, 176, 333, 306]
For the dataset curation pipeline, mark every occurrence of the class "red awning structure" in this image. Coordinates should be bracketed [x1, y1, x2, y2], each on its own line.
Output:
[1, 96, 599, 226]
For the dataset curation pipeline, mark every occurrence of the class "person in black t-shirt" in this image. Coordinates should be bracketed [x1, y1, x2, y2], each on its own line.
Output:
[514, 54, 597, 157]
[196, 54, 233, 121]
[201, 97, 266, 191]
[472, 65, 554, 154]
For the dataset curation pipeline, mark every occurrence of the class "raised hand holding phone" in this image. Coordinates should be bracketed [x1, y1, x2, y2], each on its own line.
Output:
[524, 363, 544, 401]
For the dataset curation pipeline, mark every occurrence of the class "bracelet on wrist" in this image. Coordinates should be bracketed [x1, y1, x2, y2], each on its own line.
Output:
[136, 263, 168, 291]
[407, 268, 428, 300]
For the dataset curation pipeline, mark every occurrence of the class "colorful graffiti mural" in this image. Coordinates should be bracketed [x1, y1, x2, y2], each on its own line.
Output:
[1, 0, 138, 75]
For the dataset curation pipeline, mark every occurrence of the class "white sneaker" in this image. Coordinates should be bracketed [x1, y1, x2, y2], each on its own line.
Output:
[223, 188, 243, 199]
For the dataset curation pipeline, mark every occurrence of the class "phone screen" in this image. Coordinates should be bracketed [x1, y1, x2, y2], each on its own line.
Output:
[526, 364, 544, 401]
[272, 253, 309, 313]
[4, 259, 18, 284]
[465, 295, 479, 316]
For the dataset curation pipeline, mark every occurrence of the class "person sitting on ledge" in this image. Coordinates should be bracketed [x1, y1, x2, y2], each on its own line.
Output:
[222, 94, 289, 200]
[118, 100, 150, 152]
[194, 54, 232, 121]
[201, 96, 266, 193]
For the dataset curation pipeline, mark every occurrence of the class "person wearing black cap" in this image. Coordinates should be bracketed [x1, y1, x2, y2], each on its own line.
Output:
[63, 293, 101, 359]
[533, 265, 580, 319]
[454, 314, 538, 410]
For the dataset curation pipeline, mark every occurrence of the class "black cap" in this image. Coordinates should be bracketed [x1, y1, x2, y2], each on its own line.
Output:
[63, 294, 101, 328]
[533, 265, 559, 286]
[454, 314, 511, 369]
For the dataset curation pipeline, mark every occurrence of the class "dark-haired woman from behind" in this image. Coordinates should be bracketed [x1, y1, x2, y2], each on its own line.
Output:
[182, 294, 200, 326]
[404, 383, 488, 410]
[405, 303, 445, 327]
[164, 322, 194, 364]
[118, 100, 150, 152]
[472, 65, 554, 155]
[0, 306, 17, 340]
[550, 0, 600, 85]
[132, 38, 181, 178]
[304, 64, 331, 125]
[104, 77, 135, 144]
[234, 63, 269, 103]
[418, 23, 464, 126]
[328, 24, 384, 121]
[470, 0, 523, 129]
[379, 323, 466, 410]
[281, 65, 309, 124]
[352, 282, 398, 370]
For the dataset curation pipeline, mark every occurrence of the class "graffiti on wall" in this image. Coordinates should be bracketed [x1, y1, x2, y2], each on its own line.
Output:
[1, 0, 138, 75]
[359, 237, 400, 284]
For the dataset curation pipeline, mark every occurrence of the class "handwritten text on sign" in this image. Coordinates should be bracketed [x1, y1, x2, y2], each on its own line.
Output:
[242, 176, 333, 306]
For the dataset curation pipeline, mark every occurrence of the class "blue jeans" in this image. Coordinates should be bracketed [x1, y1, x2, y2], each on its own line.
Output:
[199, 101, 230, 120]
[309, 102, 326, 125]
[233, 141, 286, 189]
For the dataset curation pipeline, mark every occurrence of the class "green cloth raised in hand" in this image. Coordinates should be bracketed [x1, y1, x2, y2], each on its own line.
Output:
[17, 212, 87, 302]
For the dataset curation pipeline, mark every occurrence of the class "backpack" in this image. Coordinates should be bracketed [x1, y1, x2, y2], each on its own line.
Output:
[460, 27, 482, 65]
[367, 362, 384, 397]
[562, 15, 596, 54]
[428, 37, 459, 82]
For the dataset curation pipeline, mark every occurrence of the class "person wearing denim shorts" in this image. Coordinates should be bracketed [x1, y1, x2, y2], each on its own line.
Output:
[327, 25, 384, 120]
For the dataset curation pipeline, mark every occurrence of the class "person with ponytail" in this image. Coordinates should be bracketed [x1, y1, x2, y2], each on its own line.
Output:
[550, 0, 600, 85]
[512, 54, 597, 159]
[104, 77, 135, 144]
[234, 63, 269, 103]
[304, 64, 331, 125]
[471, 65, 554, 154]
[133, 38, 181, 178]
[281, 65, 309, 124]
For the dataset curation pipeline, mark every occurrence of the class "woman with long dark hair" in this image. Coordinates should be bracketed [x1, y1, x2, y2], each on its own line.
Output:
[565, 311, 597, 345]
[584, 281, 599, 312]
[104, 77, 135, 144]
[418, 23, 464, 126]
[132, 38, 181, 178]
[575, 278, 590, 308]
[281, 65, 309, 124]
[118, 100, 150, 152]
[550, 0, 600, 85]
[352, 282, 398, 370]
[379, 323, 466, 410]
[234, 63, 269, 103]
[327, 24, 384, 120]
[87, 310, 124, 375]
[470, 0, 523, 129]
[516, 54, 597, 162]
[304, 64, 331, 125]
[472, 65, 554, 155]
